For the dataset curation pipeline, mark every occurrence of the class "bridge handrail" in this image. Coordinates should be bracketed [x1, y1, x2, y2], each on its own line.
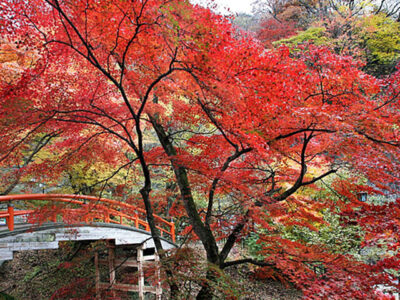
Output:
[0, 194, 175, 242]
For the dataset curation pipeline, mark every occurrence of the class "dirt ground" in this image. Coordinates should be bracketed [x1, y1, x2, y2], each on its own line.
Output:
[0, 245, 301, 300]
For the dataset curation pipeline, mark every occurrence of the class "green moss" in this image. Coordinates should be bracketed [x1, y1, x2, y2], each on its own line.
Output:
[0, 293, 15, 300]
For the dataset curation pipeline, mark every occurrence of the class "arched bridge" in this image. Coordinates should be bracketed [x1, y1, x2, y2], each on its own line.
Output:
[0, 194, 176, 261]
[0, 194, 177, 299]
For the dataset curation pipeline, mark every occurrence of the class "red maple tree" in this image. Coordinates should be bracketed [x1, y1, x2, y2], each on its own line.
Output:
[1, 0, 400, 298]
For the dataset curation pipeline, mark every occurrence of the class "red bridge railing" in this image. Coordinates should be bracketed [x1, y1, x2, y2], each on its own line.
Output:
[0, 194, 175, 243]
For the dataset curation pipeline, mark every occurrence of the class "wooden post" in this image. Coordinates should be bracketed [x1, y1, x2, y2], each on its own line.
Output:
[105, 210, 110, 223]
[171, 223, 176, 243]
[155, 252, 162, 300]
[7, 204, 14, 231]
[108, 241, 116, 285]
[108, 240, 116, 298]
[137, 246, 144, 300]
[134, 213, 139, 229]
[95, 252, 100, 300]
[83, 204, 89, 223]
[51, 205, 57, 223]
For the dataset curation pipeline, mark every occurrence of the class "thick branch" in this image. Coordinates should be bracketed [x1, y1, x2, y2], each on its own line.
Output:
[205, 148, 252, 226]
[272, 128, 335, 143]
[219, 212, 249, 263]
[356, 130, 399, 147]
[274, 133, 312, 201]
[222, 258, 275, 269]
[302, 169, 337, 186]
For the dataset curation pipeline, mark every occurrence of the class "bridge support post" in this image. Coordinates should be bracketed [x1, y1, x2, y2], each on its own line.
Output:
[107, 240, 116, 285]
[155, 252, 162, 300]
[107, 240, 117, 299]
[95, 252, 100, 299]
[137, 245, 144, 300]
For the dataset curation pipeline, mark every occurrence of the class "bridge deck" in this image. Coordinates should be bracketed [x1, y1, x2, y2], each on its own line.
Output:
[0, 222, 176, 261]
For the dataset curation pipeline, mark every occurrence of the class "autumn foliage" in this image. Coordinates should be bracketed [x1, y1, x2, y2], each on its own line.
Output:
[0, 0, 400, 299]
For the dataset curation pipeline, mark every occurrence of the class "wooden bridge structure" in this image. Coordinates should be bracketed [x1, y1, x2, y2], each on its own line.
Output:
[0, 194, 176, 299]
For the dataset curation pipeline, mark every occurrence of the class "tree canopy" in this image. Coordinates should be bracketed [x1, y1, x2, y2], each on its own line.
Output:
[1, 0, 400, 298]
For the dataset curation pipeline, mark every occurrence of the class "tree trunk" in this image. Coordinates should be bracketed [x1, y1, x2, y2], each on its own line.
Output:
[149, 115, 225, 298]
[196, 266, 218, 300]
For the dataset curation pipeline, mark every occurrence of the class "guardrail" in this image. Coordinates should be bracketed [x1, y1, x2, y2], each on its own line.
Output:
[0, 194, 175, 243]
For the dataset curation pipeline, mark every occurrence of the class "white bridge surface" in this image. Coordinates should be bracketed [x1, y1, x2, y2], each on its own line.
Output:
[0, 222, 176, 262]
